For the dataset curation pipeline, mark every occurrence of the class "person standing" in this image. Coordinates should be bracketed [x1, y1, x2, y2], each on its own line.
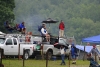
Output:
[89, 44, 100, 62]
[59, 20, 65, 37]
[71, 44, 77, 64]
[60, 45, 66, 65]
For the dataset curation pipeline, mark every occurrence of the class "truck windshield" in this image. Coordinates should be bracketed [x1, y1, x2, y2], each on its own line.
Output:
[0, 38, 5, 44]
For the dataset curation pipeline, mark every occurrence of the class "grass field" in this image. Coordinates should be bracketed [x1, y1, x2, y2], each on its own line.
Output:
[2, 58, 92, 67]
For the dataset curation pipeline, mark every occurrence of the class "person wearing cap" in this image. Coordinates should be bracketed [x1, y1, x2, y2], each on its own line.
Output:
[70, 44, 77, 64]
[41, 23, 50, 42]
[59, 20, 65, 37]
[38, 23, 44, 34]
[60, 45, 66, 65]
[89, 45, 100, 62]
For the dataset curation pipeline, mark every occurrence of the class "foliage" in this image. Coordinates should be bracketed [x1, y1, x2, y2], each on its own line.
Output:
[0, 0, 15, 32]
[6, 0, 100, 43]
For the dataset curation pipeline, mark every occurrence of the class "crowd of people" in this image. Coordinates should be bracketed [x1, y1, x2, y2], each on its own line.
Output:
[4, 20, 65, 41]
[5, 20, 100, 66]
[4, 20, 26, 34]
[4, 20, 32, 42]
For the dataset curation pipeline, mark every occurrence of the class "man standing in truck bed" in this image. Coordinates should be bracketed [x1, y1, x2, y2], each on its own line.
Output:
[59, 20, 65, 37]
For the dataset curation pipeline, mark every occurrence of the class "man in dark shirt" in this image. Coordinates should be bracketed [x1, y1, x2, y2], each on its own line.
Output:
[5, 20, 15, 33]
[89, 45, 100, 62]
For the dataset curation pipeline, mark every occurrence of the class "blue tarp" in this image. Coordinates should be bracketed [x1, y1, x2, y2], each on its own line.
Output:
[82, 35, 100, 43]
[76, 45, 93, 53]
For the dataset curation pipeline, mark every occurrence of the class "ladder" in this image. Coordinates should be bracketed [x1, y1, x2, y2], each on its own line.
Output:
[4, 33, 33, 44]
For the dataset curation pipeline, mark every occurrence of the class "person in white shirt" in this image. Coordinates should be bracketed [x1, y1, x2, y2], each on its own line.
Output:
[60, 45, 66, 65]
[41, 23, 50, 42]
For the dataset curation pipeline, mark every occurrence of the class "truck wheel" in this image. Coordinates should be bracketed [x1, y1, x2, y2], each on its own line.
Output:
[47, 51, 53, 60]
[24, 51, 29, 60]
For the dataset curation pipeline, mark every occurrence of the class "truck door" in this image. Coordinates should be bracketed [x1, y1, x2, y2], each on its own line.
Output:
[11, 38, 18, 55]
[53, 38, 67, 55]
[4, 38, 13, 55]
[53, 47, 60, 55]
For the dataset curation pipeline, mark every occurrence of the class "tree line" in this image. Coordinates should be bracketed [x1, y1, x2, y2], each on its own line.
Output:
[0, 0, 100, 43]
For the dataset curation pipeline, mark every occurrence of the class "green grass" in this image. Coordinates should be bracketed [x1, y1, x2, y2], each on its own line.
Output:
[2, 59, 91, 67]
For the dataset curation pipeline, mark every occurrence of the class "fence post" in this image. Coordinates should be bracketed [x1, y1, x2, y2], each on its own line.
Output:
[0, 48, 2, 64]
[46, 51, 48, 67]
[23, 48, 25, 67]
[83, 46, 85, 61]
[68, 53, 71, 67]
[41, 37, 44, 60]
[18, 44, 21, 60]
[94, 52, 97, 62]
[0, 48, 4, 67]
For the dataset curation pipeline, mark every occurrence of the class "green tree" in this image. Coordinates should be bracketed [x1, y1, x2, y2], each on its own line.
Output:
[0, 0, 15, 32]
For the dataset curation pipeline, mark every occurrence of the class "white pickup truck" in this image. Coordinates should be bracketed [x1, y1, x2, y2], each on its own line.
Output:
[0, 34, 34, 59]
[32, 36, 73, 59]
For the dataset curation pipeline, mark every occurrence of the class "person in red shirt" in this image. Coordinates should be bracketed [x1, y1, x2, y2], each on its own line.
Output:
[59, 20, 65, 37]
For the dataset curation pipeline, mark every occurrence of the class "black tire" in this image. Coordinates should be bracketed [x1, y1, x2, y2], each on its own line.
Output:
[23, 51, 29, 60]
[30, 55, 35, 59]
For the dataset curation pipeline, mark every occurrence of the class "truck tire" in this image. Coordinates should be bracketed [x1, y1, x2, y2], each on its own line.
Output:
[24, 51, 29, 60]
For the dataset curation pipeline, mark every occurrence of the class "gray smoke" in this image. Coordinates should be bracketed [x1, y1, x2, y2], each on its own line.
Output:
[14, 0, 58, 35]
[14, 0, 45, 34]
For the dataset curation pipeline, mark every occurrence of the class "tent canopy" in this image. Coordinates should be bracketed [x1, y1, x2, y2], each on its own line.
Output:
[82, 35, 100, 43]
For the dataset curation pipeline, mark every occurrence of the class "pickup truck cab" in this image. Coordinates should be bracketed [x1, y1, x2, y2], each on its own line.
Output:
[0, 34, 34, 59]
